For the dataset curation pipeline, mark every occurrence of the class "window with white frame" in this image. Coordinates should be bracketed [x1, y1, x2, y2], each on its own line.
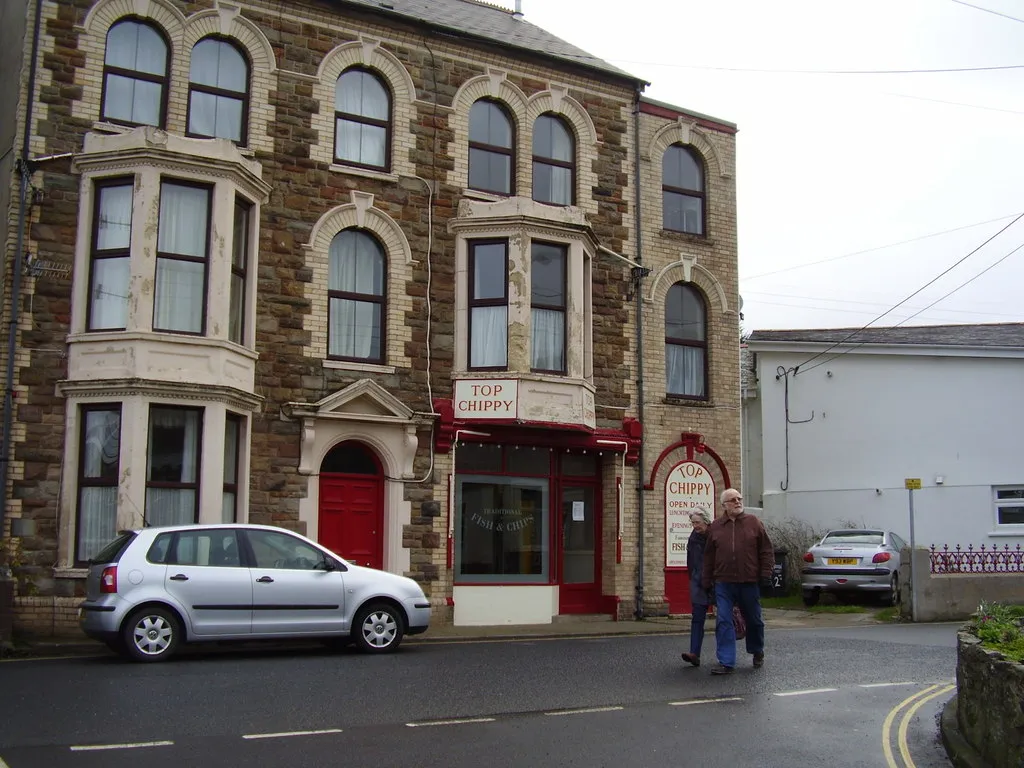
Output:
[665, 282, 707, 399]
[334, 67, 391, 170]
[75, 405, 122, 563]
[146, 406, 202, 526]
[995, 487, 1024, 526]
[530, 241, 566, 373]
[468, 240, 508, 370]
[88, 179, 133, 331]
[154, 180, 211, 335]
[328, 229, 385, 362]
[188, 37, 249, 144]
[102, 19, 169, 128]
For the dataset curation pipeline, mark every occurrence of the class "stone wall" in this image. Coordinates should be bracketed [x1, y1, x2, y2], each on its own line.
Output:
[952, 631, 1024, 768]
[899, 547, 1024, 621]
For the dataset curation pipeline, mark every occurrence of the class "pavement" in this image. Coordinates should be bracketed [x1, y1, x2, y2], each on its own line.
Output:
[1, 608, 886, 659]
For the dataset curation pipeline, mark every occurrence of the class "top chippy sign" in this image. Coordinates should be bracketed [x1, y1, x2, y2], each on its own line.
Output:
[454, 379, 519, 420]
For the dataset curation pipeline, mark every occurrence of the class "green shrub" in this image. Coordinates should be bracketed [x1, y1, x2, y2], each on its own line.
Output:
[969, 601, 1024, 662]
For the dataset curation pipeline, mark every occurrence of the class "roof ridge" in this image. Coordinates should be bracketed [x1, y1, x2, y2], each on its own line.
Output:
[455, 0, 515, 14]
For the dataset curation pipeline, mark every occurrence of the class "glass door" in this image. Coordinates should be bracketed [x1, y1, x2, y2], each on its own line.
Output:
[558, 485, 600, 613]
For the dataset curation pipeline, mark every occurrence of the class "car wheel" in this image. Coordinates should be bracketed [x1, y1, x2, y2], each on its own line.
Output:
[802, 590, 820, 607]
[352, 602, 404, 653]
[122, 606, 182, 662]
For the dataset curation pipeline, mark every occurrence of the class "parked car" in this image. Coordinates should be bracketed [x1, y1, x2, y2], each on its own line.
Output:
[78, 523, 431, 662]
[800, 529, 906, 607]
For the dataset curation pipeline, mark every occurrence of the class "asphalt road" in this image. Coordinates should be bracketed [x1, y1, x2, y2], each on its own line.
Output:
[0, 623, 958, 768]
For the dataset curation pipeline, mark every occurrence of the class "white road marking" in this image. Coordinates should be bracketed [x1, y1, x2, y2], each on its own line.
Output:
[544, 706, 624, 716]
[860, 681, 917, 688]
[242, 729, 342, 740]
[773, 688, 839, 697]
[70, 741, 174, 752]
[406, 717, 496, 727]
[670, 697, 744, 706]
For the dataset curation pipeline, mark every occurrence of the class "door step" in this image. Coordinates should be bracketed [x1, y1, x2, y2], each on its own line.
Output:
[552, 614, 614, 624]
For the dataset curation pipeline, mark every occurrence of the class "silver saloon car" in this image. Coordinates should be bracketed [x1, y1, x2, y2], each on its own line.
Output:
[800, 529, 905, 607]
[78, 523, 431, 662]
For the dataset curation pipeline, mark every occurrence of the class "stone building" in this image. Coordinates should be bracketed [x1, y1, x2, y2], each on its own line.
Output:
[0, 0, 740, 633]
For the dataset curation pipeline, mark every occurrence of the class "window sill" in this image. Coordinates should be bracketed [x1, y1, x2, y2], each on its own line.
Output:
[659, 229, 715, 247]
[662, 396, 713, 408]
[91, 121, 132, 135]
[462, 189, 504, 202]
[323, 359, 396, 374]
[329, 164, 399, 183]
[986, 529, 1024, 538]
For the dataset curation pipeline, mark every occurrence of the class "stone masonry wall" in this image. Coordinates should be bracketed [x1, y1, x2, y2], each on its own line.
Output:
[956, 631, 1024, 767]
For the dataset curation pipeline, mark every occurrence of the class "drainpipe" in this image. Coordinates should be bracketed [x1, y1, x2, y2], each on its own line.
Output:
[632, 87, 648, 620]
[1, 0, 43, 539]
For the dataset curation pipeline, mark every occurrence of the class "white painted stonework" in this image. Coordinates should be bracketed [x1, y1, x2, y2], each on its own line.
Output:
[453, 585, 559, 625]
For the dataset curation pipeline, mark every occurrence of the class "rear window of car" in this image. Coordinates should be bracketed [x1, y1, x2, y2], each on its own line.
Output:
[823, 531, 884, 545]
[147, 533, 174, 564]
[90, 531, 137, 564]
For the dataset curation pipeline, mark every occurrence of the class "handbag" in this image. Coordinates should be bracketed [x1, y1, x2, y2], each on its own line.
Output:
[732, 606, 747, 640]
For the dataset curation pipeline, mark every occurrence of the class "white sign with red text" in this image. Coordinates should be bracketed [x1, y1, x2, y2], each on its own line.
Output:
[454, 379, 518, 420]
[665, 461, 716, 567]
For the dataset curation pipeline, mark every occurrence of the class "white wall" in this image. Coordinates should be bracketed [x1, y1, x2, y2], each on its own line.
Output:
[751, 348, 1024, 549]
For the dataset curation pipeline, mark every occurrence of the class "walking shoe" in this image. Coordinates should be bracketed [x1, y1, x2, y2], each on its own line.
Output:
[681, 652, 700, 667]
[753, 652, 764, 668]
[709, 664, 734, 675]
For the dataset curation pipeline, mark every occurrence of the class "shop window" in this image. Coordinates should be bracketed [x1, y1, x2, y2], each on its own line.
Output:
[188, 37, 249, 144]
[531, 241, 566, 374]
[995, 487, 1024, 526]
[507, 446, 551, 475]
[146, 406, 202, 526]
[468, 240, 508, 370]
[469, 99, 514, 195]
[455, 443, 502, 473]
[562, 452, 597, 477]
[532, 114, 574, 205]
[87, 179, 133, 331]
[75, 405, 122, 564]
[222, 414, 242, 524]
[328, 229, 385, 363]
[665, 282, 707, 399]
[662, 144, 705, 235]
[456, 475, 549, 583]
[154, 181, 211, 335]
[335, 67, 391, 170]
[229, 198, 250, 344]
[102, 19, 169, 128]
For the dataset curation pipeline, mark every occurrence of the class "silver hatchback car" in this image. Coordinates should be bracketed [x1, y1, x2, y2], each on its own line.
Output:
[79, 523, 431, 662]
[800, 529, 905, 607]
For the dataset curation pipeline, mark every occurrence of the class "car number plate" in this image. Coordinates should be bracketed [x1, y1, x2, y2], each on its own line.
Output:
[828, 558, 858, 565]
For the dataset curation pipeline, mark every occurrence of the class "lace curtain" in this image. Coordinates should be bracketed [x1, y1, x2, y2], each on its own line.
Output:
[155, 183, 207, 333]
[77, 410, 121, 561]
[146, 409, 200, 526]
[329, 231, 384, 359]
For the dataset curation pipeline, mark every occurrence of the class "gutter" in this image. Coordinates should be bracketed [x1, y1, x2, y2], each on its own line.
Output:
[1, 0, 43, 539]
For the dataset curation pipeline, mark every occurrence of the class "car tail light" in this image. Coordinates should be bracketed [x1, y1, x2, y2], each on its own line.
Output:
[802, 552, 814, 563]
[100, 565, 118, 594]
[872, 552, 891, 564]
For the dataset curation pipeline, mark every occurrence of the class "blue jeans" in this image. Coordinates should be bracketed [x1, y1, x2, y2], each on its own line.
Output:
[689, 603, 708, 657]
[714, 582, 765, 668]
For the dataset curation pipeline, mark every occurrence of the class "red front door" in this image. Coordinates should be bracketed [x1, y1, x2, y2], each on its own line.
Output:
[318, 442, 384, 569]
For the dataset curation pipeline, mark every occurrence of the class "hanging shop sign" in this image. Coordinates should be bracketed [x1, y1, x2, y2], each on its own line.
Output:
[665, 460, 716, 567]
[454, 379, 518, 420]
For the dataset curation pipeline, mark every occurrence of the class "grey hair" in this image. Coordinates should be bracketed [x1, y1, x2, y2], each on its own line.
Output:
[689, 506, 713, 525]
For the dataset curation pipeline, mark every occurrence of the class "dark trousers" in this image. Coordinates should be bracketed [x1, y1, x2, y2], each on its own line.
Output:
[689, 603, 708, 657]
[714, 581, 765, 667]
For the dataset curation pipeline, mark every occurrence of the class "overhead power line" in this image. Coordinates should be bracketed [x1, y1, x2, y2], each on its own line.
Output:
[951, 0, 1024, 25]
[788, 211, 1024, 373]
[611, 59, 1024, 75]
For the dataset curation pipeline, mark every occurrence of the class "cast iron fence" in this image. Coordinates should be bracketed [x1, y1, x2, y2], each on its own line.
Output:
[929, 543, 1024, 574]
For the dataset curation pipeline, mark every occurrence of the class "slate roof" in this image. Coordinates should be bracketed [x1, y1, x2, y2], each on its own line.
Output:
[747, 323, 1024, 349]
[335, 0, 643, 82]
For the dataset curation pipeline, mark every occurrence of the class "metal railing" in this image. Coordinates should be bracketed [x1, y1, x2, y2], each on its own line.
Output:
[929, 543, 1024, 574]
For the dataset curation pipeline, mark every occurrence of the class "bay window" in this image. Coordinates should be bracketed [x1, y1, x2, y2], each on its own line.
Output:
[223, 414, 242, 524]
[468, 240, 508, 370]
[76, 406, 122, 563]
[146, 406, 202, 526]
[530, 241, 566, 373]
[155, 181, 210, 334]
[229, 198, 250, 344]
[88, 180, 133, 331]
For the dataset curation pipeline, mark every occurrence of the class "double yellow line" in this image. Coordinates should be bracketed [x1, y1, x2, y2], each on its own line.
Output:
[881, 683, 956, 768]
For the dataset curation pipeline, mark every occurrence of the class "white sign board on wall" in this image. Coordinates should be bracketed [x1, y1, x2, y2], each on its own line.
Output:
[665, 461, 716, 567]
[454, 379, 518, 420]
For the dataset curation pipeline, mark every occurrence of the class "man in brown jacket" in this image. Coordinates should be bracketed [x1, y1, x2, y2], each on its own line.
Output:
[701, 488, 774, 675]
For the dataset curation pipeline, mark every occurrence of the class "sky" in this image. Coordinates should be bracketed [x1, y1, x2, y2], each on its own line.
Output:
[501, 0, 1024, 332]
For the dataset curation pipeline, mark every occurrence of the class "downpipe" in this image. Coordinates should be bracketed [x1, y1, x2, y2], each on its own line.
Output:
[632, 87, 647, 620]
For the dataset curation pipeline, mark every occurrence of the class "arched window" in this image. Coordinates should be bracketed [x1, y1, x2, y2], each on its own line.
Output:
[188, 37, 250, 144]
[334, 68, 391, 170]
[321, 441, 380, 474]
[469, 99, 514, 195]
[665, 283, 707, 398]
[532, 114, 574, 205]
[662, 144, 705, 234]
[102, 19, 169, 127]
[329, 230, 385, 363]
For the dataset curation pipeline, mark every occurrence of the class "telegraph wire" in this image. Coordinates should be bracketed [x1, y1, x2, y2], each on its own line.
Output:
[785, 210, 1024, 373]
[951, 0, 1024, 25]
[608, 59, 1024, 75]
[741, 212, 1023, 280]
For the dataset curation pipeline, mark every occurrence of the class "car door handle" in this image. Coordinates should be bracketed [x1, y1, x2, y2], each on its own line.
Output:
[169, 574, 189, 581]
[256, 576, 274, 583]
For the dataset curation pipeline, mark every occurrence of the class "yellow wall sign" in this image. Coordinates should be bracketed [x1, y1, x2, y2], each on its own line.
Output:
[904, 478, 922, 490]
